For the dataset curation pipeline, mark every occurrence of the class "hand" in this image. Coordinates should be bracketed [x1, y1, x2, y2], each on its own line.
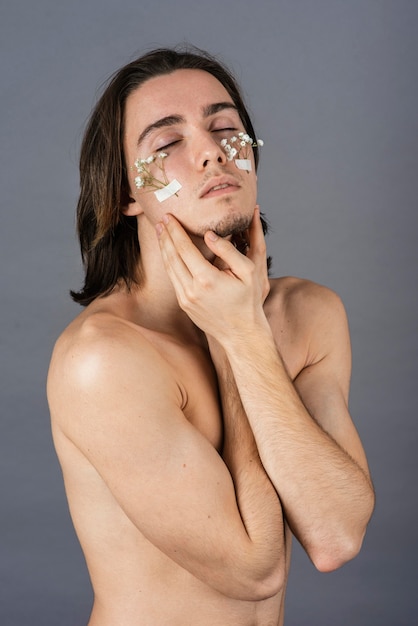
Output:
[156, 207, 270, 342]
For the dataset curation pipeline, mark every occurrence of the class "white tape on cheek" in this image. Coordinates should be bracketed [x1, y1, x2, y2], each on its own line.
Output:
[154, 179, 182, 202]
[235, 159, 252, 171]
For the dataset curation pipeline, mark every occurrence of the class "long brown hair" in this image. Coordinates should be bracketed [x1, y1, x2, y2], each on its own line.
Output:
[71, 46, 267, 306]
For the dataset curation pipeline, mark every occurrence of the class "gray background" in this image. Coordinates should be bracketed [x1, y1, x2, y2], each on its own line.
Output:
[1, 1, 417, 624]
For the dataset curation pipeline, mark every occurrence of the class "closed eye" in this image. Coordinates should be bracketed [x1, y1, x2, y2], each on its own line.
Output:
[213, 127, 238, 133]
[157, 139, 182, 151]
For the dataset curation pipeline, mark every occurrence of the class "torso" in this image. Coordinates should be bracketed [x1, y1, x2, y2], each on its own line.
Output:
[50, 276, 311, 625]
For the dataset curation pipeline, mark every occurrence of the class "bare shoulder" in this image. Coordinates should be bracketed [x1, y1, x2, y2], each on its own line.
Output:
[49, 310, 137, 387]
[47, 309, 182, 430]
[267, 275, 345, 315]
[50, 308, 143, 365]
[264, 276, 350, 374]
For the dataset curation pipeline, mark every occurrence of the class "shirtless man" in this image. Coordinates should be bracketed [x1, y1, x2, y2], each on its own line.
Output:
[47, 48, 375, 625]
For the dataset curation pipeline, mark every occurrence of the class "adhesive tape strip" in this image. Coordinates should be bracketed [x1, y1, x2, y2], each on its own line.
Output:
[154, 179, 182, 202]
[235, 159, 252, 171]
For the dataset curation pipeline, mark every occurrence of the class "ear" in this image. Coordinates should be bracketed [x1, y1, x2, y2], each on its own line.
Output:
[120, 186, 144, 217]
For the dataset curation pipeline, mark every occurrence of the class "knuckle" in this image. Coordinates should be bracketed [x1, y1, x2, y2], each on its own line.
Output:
[182, 284, 197, 305]
[196, 275, 212, 292]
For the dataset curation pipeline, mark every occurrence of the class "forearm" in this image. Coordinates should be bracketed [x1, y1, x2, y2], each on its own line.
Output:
[156, 212, 373, 571]
[208, 338, 285, 584]
[219, 322, 374, 571]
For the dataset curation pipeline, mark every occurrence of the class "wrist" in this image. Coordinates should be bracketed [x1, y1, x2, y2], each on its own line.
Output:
[219, 313, 274, 355]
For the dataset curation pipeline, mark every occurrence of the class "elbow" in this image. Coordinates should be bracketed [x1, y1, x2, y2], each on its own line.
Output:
[253, 569, 285, 601]
[220, 539, 287, 601]
[238, 561, 285, 602]
[310, 529, 368, 573]
[310, 496, 375, 573]
[238, 578, 283, 603]
[220, 558, 285, 602]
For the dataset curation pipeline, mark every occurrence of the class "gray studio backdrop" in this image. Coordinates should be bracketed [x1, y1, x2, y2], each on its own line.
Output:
[1, 1, 417, 625]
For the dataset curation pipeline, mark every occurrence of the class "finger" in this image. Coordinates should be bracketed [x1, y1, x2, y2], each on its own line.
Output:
[246, 207, 267, 269]
[203, 230, 251, 279]
[247, 207, 270, 300]
[161, 214, 215, 276]
[156, 219, 194, 293]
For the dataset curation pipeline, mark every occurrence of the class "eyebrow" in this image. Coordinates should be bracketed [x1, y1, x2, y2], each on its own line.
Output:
[136, 101, 238, 148]
[202, 101, 238, 118]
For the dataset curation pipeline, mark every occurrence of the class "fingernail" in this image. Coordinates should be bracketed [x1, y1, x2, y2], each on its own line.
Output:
[207, 231, 218, 241]
[155, 223, 163, 236]
[162, 214, 170, 224]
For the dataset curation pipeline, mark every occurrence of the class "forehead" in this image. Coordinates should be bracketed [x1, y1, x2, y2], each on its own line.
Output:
[124, 69, 235, 131]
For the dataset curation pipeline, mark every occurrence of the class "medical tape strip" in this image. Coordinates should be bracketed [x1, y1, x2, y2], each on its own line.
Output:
[154, 179, 182, 202]
[235, 159, 252, 171]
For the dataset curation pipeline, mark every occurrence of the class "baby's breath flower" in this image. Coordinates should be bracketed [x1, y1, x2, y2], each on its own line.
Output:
[132, 150, 178, 197]
[220, 131, 264, 170]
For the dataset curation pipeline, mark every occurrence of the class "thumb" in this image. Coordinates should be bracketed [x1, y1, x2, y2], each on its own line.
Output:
[204, 231, 250, 277]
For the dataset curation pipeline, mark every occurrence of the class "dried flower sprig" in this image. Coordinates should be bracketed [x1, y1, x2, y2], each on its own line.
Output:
[133, 152, 169, 190]
[133, 151, 181, 202]
[220, 132, 264, 172]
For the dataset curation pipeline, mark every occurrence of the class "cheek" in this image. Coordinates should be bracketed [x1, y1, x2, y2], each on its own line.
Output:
[134, 179, 185, 222]
[246, 170, 258, 199]
[162, 158, 187, 184]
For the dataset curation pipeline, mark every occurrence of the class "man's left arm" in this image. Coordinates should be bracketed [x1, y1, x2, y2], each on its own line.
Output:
[221, 283, 375, 572]
[157, 210, 375, 572]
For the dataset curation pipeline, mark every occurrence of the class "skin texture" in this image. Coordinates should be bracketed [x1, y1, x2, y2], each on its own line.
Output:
[47, 69, 374, 625]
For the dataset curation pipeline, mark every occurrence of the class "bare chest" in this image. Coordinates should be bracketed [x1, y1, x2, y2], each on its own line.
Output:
[155, 339, 223, 451]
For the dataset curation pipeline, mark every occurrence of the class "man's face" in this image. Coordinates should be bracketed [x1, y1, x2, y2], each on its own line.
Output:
[123, 69, 258, 240]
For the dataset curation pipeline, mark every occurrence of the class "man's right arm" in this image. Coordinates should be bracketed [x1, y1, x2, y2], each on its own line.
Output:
[207, 335, 286, 584]
[47, 316, 284, 601]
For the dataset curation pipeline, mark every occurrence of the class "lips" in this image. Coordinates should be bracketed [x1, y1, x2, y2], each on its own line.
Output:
[199, 175, 241, 199]
[211, 183, 230, 192]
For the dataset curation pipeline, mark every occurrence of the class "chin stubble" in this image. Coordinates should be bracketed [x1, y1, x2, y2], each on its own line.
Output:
[195, 213, 252, 238]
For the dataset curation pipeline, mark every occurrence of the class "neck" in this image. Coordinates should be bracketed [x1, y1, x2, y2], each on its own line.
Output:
[118, 219, 211, 345]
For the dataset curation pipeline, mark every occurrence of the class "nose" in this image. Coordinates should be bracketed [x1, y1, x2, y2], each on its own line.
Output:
[195, 133, 227, 169]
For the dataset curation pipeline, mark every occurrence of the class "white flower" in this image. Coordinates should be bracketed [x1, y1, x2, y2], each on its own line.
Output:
[220, 128, 263, 165]
[132, 149, 174, 194]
